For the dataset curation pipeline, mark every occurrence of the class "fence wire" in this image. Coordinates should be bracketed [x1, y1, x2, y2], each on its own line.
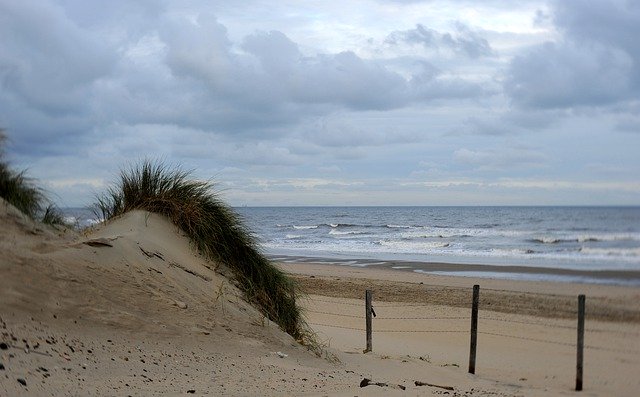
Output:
[306, 309, 468, 321]
[478, 331, 575, 348]
[306, 298, 362, 306]
[305, 295, 640, 356]
[480, 315, 640, 336]
[305, 309, 363, 319]
[480, 316, 576, 330]
[308, 322, 467, 334]
[307, 322, 364, 331]
[377, 316, 468, 320]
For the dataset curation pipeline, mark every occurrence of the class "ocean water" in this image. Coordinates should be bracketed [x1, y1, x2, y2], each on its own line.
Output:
[64, 206, 640, 284]
[236, 207, 640, 282]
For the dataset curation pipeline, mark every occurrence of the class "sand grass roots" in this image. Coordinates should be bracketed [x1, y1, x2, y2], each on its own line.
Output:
[93, 160, 304, 339]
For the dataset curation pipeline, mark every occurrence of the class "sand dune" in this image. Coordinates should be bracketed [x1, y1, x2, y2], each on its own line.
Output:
[0, 201, 338, 395]
[2, 198, 639, 396]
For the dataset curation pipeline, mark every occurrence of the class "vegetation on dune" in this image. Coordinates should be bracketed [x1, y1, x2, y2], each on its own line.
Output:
[0, 130, 65, 225]
[93, 160, 304, 339]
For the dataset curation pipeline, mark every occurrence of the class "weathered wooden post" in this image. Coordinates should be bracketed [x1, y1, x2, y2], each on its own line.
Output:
[365, 289, 372, 353]
[576, 294, 586, 391]
[469, 284, 480, 374]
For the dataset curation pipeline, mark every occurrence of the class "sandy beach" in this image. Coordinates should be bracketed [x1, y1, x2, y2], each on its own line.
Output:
[2, 199, 639, 396]
[282, 262, 640, 396]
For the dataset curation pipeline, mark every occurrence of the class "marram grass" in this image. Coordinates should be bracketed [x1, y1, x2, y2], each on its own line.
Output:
[0, 130, 65, 225]
[93, 161, 303, 339]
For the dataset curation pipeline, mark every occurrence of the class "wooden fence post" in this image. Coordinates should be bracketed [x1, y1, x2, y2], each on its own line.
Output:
[365, 289, 372, 353]
[469, 284, 480, 374]
[576, 294, 585, 391]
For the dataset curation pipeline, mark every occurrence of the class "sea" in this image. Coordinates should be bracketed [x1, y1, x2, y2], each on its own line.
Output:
[64, 206, 640, 286]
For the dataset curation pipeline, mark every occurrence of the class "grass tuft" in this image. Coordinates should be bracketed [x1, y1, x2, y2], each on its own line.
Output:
[0, 130, 66, 225]
[93, 160, 304, 339]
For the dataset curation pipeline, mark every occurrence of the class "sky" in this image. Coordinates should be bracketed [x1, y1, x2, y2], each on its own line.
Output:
[1, 0, 639, 207]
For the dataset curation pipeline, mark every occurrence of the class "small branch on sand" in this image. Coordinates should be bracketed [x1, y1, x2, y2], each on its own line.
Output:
[169, 261, 211, 282]
[83, 238, 113, 247]
[414, 380, 454, 390]
[360, 378, 406, 390]
[139, 246, 164, 261]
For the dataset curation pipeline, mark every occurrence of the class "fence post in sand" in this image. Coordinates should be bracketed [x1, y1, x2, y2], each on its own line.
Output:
[576, 294, 586, 391]
[469, 284, 480, 374]
[365, 289, 372, 353]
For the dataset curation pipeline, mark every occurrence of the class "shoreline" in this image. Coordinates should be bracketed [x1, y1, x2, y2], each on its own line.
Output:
[269, 254, 640, 286]
[278, 261, 640, 322]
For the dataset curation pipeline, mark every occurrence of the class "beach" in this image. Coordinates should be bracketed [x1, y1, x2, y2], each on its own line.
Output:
[283, 262, 640, 396]
[2, 201, 640, 396]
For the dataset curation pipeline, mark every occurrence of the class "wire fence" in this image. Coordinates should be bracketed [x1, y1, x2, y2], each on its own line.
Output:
[306, 298, 640, 347]
[304, 286, 640, 388]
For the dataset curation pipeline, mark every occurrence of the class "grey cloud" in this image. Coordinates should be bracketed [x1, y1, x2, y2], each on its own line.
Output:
[161, 14, 235, 92]
[1, 0, 494, 171]
[242, 30, 410, 110]
[555, 0, 640, 60]
[504, 0, 640, 110]
[454, 147, 548, 171]
[411, 73, 489, 101]
[387, 24, 437, 47]
[290, 51, 409, 110]
[242, 30, 301, 75]
[615, 116, 640, 133]
[161, 17, 485, 115]
[505, 41, 634, 109]
[0, 0, 115, 115]
[386, 22, 494, 59]
[442, 22, 494, 59]
[158, 17, 410, 118]
[303, 116, 420, 148]
[459, 108, 562, 137]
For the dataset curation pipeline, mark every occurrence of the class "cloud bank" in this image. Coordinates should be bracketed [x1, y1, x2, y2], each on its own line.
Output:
[0, 0, 638, 206]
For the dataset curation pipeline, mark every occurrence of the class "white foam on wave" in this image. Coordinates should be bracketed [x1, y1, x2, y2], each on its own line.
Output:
[578, 233, 640, 242]
[532, 233, 640, 244]
[293, 225, 318, 230]
[579, 247, 640, 257]
[400, 227, 527, 239]
[329, 229, 367, 236]
[337, 260, 366, 267]
[377, 240, 451, 250]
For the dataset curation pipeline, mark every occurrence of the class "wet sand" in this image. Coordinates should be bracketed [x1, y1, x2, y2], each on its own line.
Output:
[270, 254, 640, 286]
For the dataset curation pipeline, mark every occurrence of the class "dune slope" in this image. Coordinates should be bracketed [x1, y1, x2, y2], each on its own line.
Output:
[0, 201, 352, 395]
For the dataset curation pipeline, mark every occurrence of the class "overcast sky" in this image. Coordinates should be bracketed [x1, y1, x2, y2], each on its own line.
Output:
[1, 0, 639, 207]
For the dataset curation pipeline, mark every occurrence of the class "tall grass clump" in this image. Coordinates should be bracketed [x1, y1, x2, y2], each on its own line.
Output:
[93, 160, 303, 339]
[0, 130, 65, 225]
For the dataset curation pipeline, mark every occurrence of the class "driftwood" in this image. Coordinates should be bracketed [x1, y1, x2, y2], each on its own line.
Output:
[414, 380, 454, 390]
[83, 238, 113, 247]
[140, 247, 164, 260]
[169, 261, 211, 282]
[360, 378, 406, 390]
